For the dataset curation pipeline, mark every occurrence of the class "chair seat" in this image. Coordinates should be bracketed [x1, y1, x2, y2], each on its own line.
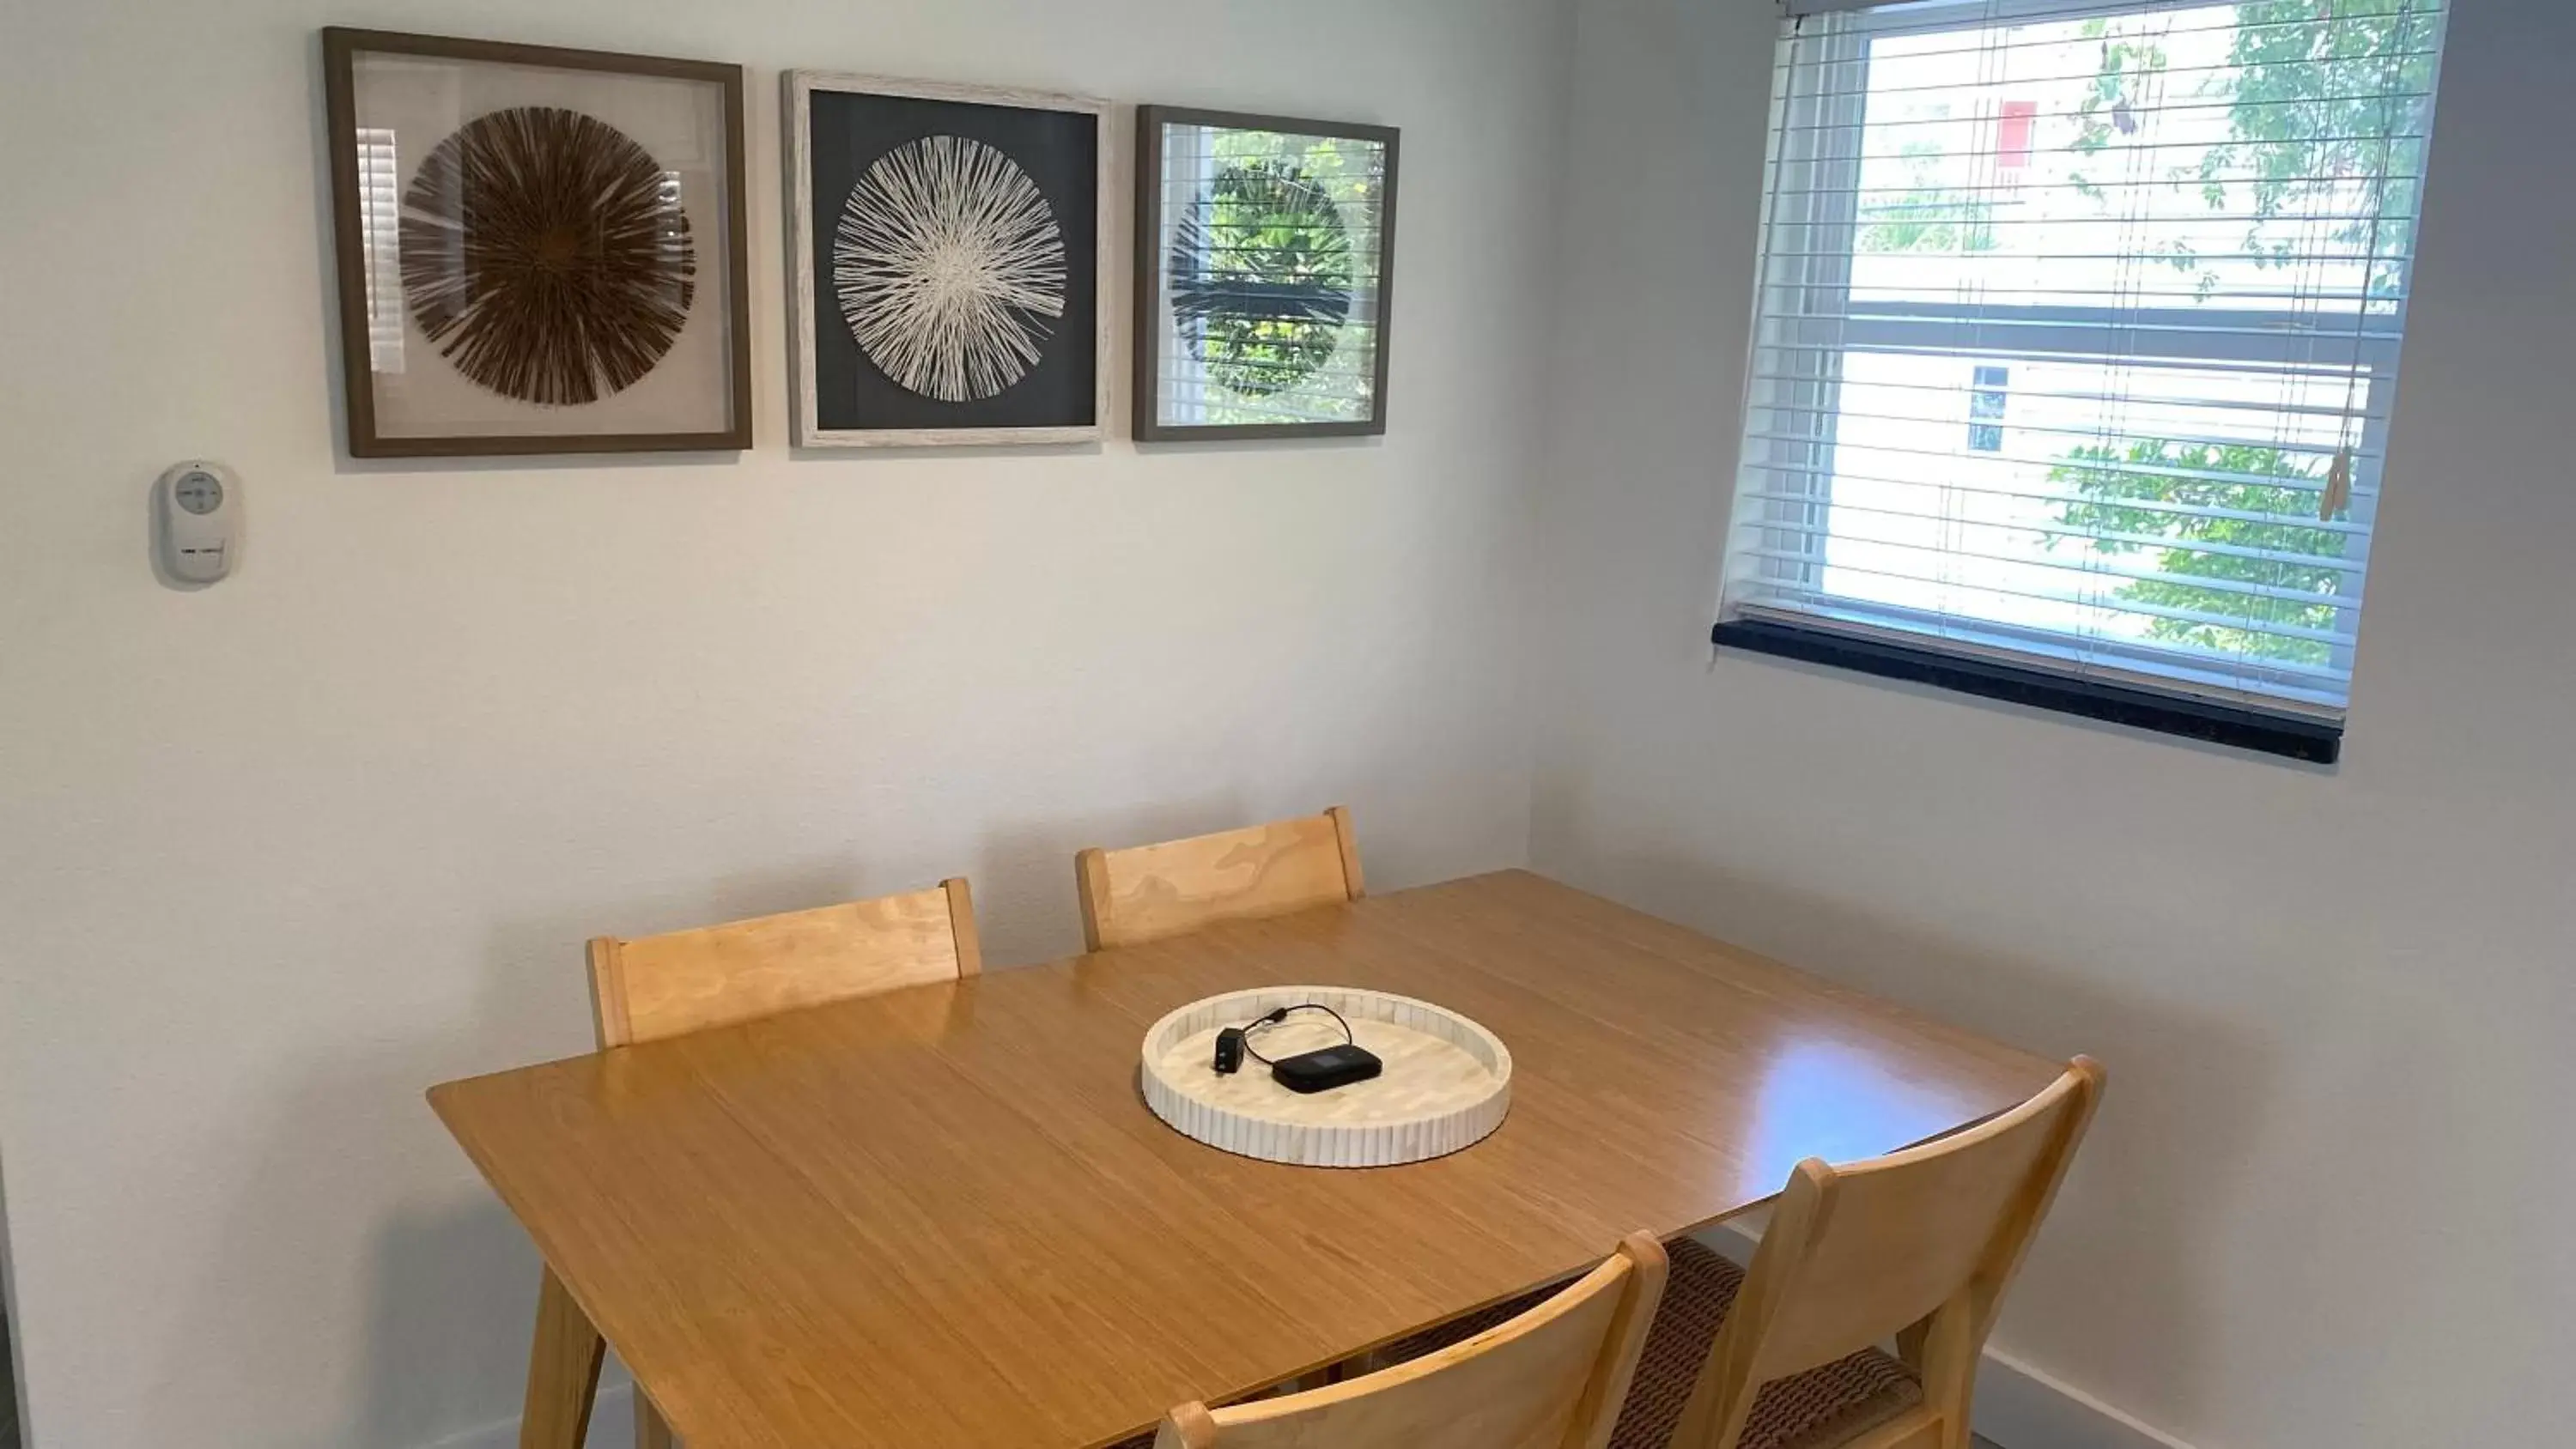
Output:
[1377, 1237, 1921, 1449]
[1114, 1239, 1917, 1449]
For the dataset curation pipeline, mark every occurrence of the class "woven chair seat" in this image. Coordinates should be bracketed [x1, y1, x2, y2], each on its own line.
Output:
[1109, 1236, 1919, 1449]
[1379, 1237, 1920, 1449]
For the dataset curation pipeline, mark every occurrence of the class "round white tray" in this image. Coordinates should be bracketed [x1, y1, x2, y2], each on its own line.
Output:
[1139, 985, 1512, 1167]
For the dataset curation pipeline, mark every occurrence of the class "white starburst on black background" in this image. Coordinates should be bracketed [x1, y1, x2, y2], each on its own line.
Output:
[834, 136, 1066, 403]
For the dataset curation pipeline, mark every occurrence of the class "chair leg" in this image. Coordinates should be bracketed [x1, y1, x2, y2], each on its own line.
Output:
[1669, 1383, 1756, 1449]
[1913, 1303, 1982, 1449]
[636, 1391, 677, 1449]
[519, 1266, 607, 1449]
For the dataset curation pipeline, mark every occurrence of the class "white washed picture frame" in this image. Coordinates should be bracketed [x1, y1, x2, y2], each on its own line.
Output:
[786, 72, 1113, 448]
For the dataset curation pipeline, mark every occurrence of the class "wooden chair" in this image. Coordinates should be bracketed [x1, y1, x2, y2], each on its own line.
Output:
[1636, 1058, 2102, 1449]
[1075, 806, 1364, 952]
[555, 877, 982, 1448]
[1376, 1059, 2100, 1449]
[586, 877, 981, 1047]
[1151, 1233, 1669, 1449]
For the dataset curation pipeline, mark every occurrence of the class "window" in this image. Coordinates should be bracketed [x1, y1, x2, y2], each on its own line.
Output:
[1716, 0, 2450, 762]
[356, 127, 404, 373]
[1968, 365, 2010, 452]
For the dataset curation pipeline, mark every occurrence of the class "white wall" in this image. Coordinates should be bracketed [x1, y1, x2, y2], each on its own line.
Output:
[0, 0, 1570, 1443]
[1532, 1, 2576, 1446]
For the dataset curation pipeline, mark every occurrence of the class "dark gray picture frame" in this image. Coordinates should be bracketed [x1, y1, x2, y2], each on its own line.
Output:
[321, 28, 752, 458]
[1133, 106, 1400, 443]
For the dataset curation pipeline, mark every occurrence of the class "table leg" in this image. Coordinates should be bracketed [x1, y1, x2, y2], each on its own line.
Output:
[636, 1393, 677, 1449]
[519, 1265, 607, 1449]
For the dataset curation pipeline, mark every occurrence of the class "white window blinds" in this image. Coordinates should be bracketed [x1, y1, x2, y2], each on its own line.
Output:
[1721, 0, 2449, 724]
[356, 128, 404, 373]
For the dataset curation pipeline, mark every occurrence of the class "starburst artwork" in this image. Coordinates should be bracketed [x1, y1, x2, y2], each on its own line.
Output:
[1136, 109, 1400, 441]
[1168, 161, 1354, 398]
[789, 75, 1106, 446]
[833, 136, 1067, 403]
[400, 106, 696, 406]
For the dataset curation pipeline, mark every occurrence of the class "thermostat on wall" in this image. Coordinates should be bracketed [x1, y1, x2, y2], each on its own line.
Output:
[155, 461, 240, 584]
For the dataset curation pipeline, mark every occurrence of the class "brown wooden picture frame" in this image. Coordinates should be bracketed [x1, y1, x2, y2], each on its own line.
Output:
[320, 28, 753, 458]
[1133, 106, 1400, 443]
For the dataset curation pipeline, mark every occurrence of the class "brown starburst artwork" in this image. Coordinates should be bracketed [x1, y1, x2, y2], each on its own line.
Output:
[398, 106, 696, 406]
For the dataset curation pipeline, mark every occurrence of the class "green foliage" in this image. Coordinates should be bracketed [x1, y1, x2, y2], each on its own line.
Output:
[1180, 161, 1353, 398]
[2047, 439, 2347, 665]
[2044, 3, 2427, 659]
[1182, 132, 1381, 423]
[2074, 0, 2439, 296]
[2069, 14, 2178, 276]
[2203, 0, 2439, 299]
[1859, 142, 2000, 253]
[2071, 21, 2170, 159]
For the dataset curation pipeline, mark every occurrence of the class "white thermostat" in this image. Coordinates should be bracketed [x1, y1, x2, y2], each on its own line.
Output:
[155, 461, 240, 584]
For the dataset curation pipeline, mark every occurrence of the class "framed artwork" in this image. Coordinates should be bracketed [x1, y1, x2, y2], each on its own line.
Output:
[320, 29, 751, 458]
[786, 73, 1110, 448]
[1134, 107, 1400, 442]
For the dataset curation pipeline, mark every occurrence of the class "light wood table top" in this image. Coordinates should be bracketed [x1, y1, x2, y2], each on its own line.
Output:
[429, 870, 2058, 1449]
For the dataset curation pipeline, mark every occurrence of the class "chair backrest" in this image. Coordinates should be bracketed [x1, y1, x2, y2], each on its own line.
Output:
[1669, 1058, 2104, 1449]
[1154, 1232, 1668, 1449]
[1074, 806, 1364, 952]
[586, 878, 981, 1048]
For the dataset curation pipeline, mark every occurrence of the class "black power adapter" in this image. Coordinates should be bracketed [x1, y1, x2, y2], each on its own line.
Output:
[1213, 1026, 1250, 1075]
[1211, 1004, 1382, 1094]
[1268, 1041, 1383, 1094]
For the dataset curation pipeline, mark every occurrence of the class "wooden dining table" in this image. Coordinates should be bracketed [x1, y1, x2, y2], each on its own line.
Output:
[428, 870, 2060, 1449]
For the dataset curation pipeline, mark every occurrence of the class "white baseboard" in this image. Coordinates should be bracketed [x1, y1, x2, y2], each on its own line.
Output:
[1971, 1348, 2197, 1449]
[1691, 1222, 2192, 1449]
[419, 1243, 2193, 1449]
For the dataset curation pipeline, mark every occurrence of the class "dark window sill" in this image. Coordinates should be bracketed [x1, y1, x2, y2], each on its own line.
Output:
[1710, 618, 2343, 764]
